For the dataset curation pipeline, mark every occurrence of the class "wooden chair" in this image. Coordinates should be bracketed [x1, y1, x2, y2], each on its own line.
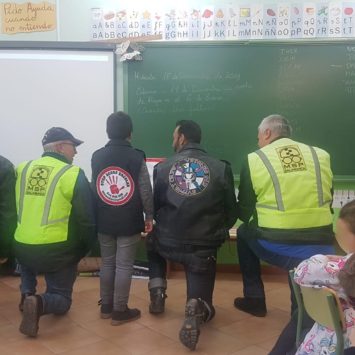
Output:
[289, 270, 346, 355]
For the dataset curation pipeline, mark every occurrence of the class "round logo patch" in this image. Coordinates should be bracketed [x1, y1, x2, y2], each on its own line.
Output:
[96, 166, 135, 206]
[169, 158, 210, 196]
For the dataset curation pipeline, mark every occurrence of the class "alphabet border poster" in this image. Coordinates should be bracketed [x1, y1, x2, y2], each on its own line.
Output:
[90, 2, 355, 41]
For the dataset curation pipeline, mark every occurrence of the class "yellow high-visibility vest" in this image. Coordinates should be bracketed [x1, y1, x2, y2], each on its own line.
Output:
[248, 138, 333, 229]
[15, 156, 79, 245]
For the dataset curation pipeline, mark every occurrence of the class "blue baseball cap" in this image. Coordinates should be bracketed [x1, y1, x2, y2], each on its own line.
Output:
[42, 127, 83, 146]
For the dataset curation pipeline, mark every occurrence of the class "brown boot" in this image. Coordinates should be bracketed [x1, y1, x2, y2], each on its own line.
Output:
[19, 293, 34, 312]
[19, 295, 43, 337]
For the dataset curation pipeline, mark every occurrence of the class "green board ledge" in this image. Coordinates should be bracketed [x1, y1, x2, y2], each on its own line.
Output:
[234, 175, 355, 184]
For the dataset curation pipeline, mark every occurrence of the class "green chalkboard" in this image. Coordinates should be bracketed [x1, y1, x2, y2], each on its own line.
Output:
[124, 41, 355, 176]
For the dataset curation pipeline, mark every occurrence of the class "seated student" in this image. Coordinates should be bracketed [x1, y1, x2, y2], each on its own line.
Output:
[293, 200, 355, 354]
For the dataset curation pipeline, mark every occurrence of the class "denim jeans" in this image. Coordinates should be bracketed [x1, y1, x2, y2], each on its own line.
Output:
[148, 243, 217, 306]
[20, 263, 77, 315]
[98, 233, 140, 312]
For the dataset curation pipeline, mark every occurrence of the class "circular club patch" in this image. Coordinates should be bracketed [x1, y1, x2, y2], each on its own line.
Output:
[169, 158, 210, 196]
[96, 167, 135, 206]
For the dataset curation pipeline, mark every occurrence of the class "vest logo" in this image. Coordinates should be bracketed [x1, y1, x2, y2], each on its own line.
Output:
[169, 158, 210, 196]
[26, 165, 53, 196]
[96, 167, 135, 206]
[277, 145, 307, 173]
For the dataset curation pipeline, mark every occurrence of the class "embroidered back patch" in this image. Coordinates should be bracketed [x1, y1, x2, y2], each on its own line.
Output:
[169, 157, 210, 196]
[96, 166, 135, 206]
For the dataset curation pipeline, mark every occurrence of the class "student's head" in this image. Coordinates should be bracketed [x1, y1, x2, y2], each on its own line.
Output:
[257, 114, 292, 148]
[106, 111, 133, 140]
[42, 127, 83, 163]
[339, 253, 355, 299]
[172, 120, 201, 152]
[336, 200, 355, 253]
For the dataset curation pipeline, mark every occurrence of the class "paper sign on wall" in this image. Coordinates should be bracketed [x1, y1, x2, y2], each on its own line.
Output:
[1, 1, 56, 34]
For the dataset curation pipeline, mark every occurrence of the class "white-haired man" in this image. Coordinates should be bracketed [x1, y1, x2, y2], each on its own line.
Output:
[234, 114, 334, 354]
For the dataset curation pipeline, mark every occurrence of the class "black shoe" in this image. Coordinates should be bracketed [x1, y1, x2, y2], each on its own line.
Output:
[19, 295, 43, 337]
[149, 287, 167, 314]
[100, 304, 112, 319]
[111, 306, 141, 326]
[233, 297, 267, 317]
[179, 299, 202, 351]
[19, 293, 34, 312]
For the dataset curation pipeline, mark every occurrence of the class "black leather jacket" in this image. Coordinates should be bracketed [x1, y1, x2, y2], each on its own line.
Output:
[153, 143, 237, 248]
[0, 155, 16, 258]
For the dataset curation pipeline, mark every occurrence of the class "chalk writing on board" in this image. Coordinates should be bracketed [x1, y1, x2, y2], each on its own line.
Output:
[133, 70, 252, 115]
[277, 47, 301, 113]
[344, 46, 355, 95]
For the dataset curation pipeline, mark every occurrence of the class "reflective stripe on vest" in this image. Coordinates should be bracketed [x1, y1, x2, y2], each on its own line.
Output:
[17, 162, 74, 226]
[309, 145, 325, 207]
[41, 164, 74, 225]
[17, 160, 32, 224]
[255, 150, 284, 211]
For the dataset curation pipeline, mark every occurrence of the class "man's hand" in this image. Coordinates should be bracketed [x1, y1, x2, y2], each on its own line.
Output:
[145, 219, 153, 233]
[0, 257, 8, 264]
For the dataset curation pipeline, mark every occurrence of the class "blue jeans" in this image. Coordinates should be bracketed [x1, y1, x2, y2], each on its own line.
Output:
[99, 233, 140, 312]
[237, 224, 304, 312]
[20, 263, 77, 315]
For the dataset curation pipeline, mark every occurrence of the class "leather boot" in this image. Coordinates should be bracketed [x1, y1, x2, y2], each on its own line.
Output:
[234, 297, 267, 317]
[179, 298, 215, 351]
[19, 293, 34, 312]
[19, 295, 43, 337]
[149, 287, 167, 314]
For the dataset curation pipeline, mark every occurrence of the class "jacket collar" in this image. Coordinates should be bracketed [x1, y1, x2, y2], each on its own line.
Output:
[178, 142, 206, 153]
[105, 139, 132, 148]
[42, 152, 70, 164]
[270, 136, 291, 144]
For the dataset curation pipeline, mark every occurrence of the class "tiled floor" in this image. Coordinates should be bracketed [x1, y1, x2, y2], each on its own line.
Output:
[0, 270, 290, 355]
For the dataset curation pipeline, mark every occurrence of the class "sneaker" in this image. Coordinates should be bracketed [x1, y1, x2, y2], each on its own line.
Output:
[111, 306, 141, 326]
[19, 293, 34, 312]
[179, 299, 202, 351]
[233, 297, 267, 317]
[100, 304, 113, 319]
[19, 295, 42, 337]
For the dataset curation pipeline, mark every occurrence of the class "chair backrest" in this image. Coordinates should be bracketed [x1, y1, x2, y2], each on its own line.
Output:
[289, 269, 346, 355]
[300, 285, 346, 332]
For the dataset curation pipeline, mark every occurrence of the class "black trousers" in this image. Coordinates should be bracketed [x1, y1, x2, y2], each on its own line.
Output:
[148, 241, 217, 306]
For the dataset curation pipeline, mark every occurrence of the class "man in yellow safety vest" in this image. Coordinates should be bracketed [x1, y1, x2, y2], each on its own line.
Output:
[14, 127, 96, 337]
[233, 114, 334, 354]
